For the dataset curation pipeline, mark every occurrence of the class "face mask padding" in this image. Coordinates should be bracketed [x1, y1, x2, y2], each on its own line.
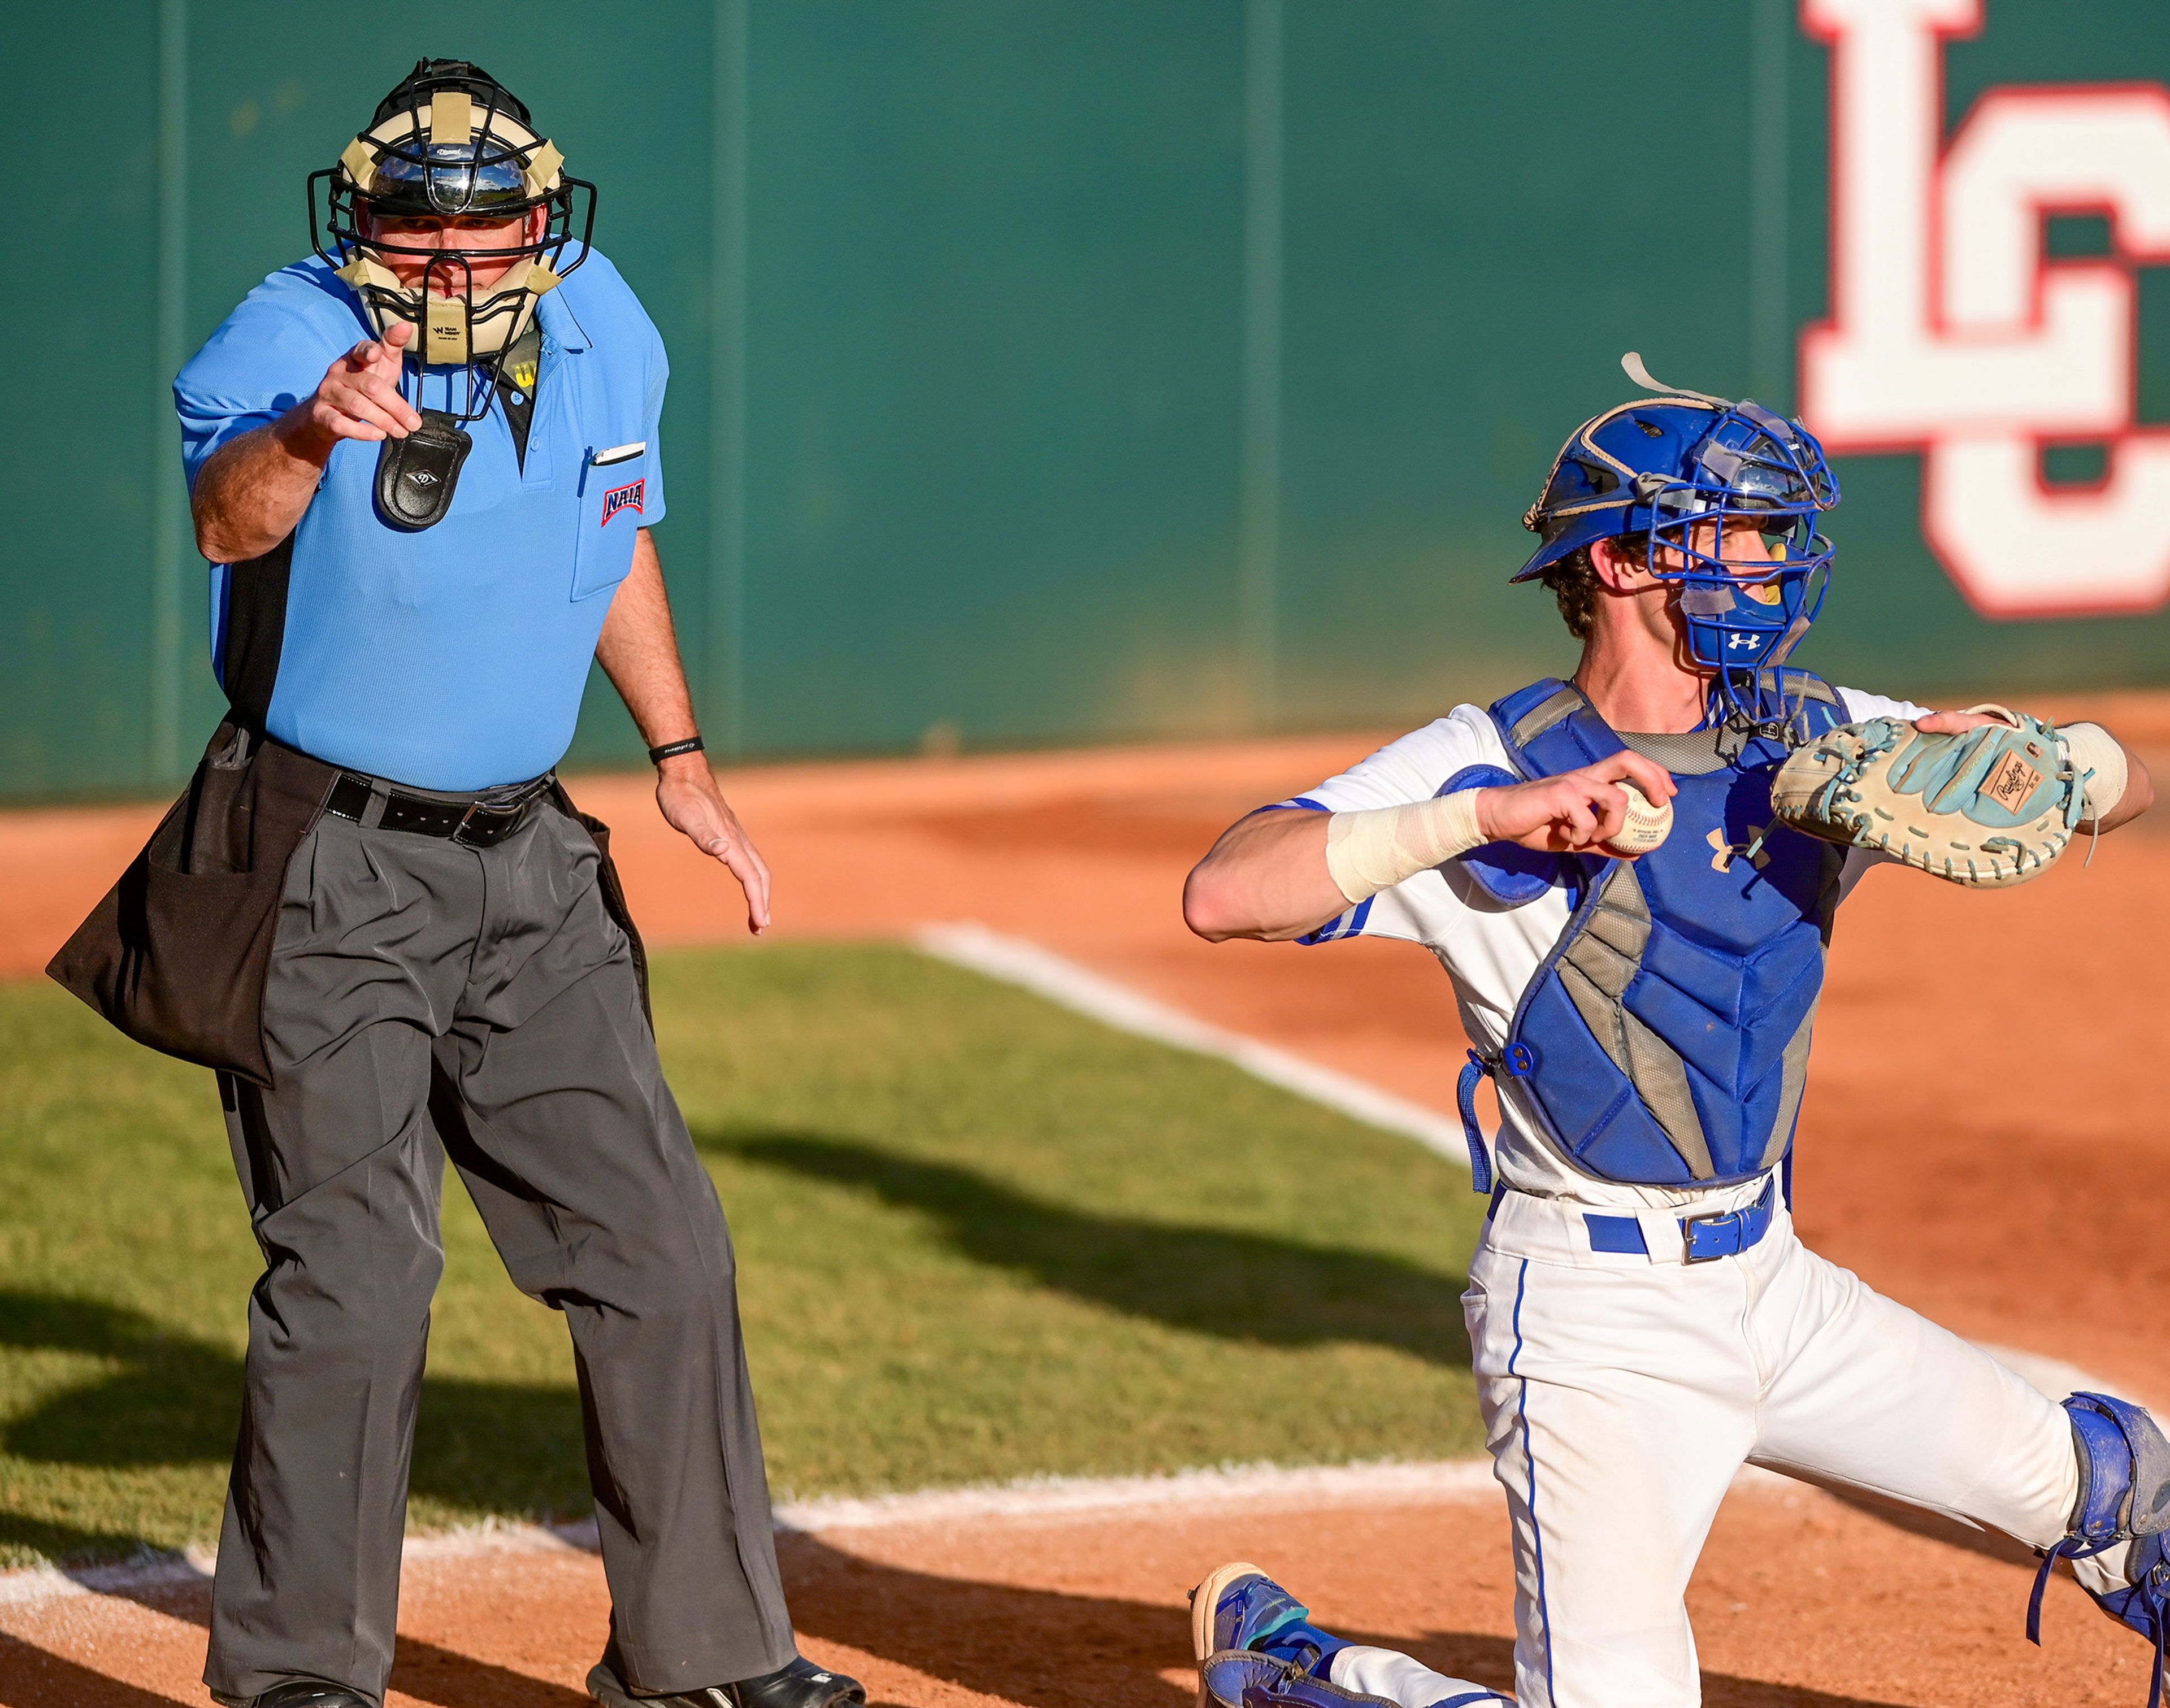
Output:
[309, 63, 593, 423]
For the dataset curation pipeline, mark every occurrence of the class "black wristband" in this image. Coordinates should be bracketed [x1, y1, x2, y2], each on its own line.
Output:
[648, 736, 706, 765]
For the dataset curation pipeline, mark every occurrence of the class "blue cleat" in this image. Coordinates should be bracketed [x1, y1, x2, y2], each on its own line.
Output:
[1190, 1565, 1508, 1708]
[1190, 1562, 1365, 1708]
[1191, 1562, 1316, 1664]
[1197, 1652, 1399, 1708]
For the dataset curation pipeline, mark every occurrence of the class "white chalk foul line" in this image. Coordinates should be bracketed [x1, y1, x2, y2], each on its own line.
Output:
[775, 1456, 1499, 1532]
[0, 1459, 1503, 1607]
[0, 1520, 597, 1607]
[12, 1379, 2128, 1609]
[912, 921, 1472, 1167]
[0, 1353, 2132, 1608]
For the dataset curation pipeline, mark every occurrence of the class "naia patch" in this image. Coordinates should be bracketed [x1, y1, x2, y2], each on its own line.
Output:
[600, 479, 645, 526]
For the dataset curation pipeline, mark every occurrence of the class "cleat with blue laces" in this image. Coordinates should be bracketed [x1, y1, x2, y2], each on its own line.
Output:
[1190, 1561, 1363, 1708]
[1197, 1652, 1400, 1708]
[1191, 1563, 1315, 1663]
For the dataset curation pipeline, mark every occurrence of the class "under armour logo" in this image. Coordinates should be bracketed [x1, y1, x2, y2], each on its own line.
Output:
[1708, 826, 1772, 873]
[1726, 632, 1761, 650]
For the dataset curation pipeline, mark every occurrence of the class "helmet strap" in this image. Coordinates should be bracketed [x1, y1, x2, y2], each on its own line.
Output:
[1620, 350, 1731, 407]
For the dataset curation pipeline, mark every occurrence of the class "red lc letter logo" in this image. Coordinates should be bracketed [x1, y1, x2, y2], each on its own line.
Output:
[1800, 0, 2170, 616]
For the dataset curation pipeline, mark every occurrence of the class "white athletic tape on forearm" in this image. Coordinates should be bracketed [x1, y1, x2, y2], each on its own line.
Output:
[2062, 722, 2128, 821]
[1325, 790, 1486, 905]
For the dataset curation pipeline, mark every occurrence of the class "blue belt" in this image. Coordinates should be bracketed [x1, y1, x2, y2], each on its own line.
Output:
[1583, 1176, 1778, 1263]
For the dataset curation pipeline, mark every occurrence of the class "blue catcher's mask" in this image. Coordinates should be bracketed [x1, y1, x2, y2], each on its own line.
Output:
[1514, 354, 1841, 731]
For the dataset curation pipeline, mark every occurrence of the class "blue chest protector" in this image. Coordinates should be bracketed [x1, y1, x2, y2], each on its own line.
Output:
[1459, 675, 1847, 1191]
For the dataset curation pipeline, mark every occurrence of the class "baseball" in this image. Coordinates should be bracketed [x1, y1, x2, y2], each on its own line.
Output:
[1599, 780, 1672, 857]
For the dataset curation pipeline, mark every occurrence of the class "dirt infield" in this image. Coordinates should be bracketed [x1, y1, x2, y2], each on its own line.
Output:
[6, 697, 2170, 1706]
[0, 1473, 2145, 1708]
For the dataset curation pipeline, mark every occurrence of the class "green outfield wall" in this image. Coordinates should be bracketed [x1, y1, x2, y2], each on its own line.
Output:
[12, 0, 2170, 801]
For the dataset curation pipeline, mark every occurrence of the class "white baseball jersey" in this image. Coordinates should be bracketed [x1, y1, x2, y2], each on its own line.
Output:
[1267, 689, 2136, 1708]
[1282, 687, 1928, 1210]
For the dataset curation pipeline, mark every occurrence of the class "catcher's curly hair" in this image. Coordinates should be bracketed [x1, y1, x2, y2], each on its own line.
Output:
[1537, 536, 1647, 641]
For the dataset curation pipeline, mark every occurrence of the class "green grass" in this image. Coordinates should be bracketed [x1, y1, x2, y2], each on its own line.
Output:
[0, 943, 1488, 1567]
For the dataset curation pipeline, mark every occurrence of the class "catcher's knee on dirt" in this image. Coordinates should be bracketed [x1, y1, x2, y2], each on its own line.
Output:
[2027, 1391, 2170, 1706]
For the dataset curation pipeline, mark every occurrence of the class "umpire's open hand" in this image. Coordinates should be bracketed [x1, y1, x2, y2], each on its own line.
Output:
[657, 760, 773, 935]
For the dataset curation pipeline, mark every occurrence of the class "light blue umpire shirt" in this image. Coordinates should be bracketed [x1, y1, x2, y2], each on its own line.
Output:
[175, 242, 665, 790]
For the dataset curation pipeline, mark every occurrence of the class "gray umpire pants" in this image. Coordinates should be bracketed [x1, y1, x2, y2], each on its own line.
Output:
[205, 796, 796, 1706]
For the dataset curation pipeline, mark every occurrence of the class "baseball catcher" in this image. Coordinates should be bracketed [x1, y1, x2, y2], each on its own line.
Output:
[1182, 355, 2162, 1708]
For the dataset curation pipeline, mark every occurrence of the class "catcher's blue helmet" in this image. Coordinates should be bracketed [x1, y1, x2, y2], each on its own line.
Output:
[1518, 354, 1841, 728]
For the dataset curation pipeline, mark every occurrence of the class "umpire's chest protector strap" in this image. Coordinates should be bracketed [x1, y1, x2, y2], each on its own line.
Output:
[1474, 674, 1847, 1188]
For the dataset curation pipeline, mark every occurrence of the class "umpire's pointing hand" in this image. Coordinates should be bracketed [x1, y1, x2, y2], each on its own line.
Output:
[290, 320, 425, 452]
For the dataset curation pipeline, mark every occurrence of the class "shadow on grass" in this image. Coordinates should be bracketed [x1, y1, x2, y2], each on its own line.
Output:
[705, 1128, 1474, 1367]
[0, 1290, 588, 1564]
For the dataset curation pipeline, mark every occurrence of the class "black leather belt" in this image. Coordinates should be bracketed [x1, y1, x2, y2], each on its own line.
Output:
[320, 771, 552, 848]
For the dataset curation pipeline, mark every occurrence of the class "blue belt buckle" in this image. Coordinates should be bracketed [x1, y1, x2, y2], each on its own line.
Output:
[1681, 1207, 1741, 1263]
[1680, 1178, 1774, 1263]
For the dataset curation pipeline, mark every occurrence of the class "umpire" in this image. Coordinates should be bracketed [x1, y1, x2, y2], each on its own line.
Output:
[50, 60, 860, 1708]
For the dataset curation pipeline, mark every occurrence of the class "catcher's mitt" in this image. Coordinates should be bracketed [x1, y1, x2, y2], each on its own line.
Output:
[1769, 705, 2085, 887]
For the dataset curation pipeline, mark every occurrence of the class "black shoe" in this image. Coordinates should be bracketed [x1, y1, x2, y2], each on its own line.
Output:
[588, 1654, 866, 1708]
[217, 1683, 373, 1708]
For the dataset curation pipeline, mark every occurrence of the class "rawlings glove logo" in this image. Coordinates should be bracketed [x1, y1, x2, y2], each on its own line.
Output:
[1984, 749, 2046, 811]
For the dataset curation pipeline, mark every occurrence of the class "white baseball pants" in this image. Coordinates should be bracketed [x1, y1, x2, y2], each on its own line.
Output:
[1335, 1176, 2121, 1708]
